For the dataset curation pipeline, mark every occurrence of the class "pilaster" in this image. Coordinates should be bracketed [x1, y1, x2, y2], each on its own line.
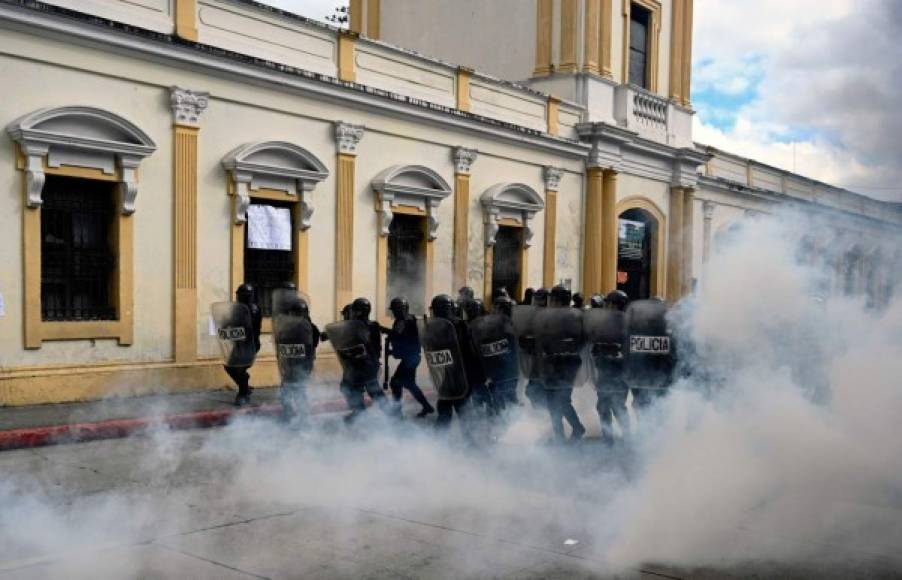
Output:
[682, 187, 695, 295]
[600, 169, 618, 293]
[583, 167, 605, 295]
[452, 147, 477, 291]
[543, 166, 563, 288]
[702, 200, 715, 265]
[559, 0, 579, 73]
[175, 0, 198, 42]
[583, 0, 601, 74]
[456, 67, 472, 112]
[334, 122, 365, 317]
[338, 30, 358, 82]
[534, 0, 554, 76]
[667, 186, 685, 301]
[170, 86, 208, 363]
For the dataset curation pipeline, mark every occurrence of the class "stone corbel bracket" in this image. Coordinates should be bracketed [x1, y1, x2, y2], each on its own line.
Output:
[371, 165, 452, 240]
[7, 106, 157, 213]
[480, 183, 545, 247]
[222, 141, 330, 228]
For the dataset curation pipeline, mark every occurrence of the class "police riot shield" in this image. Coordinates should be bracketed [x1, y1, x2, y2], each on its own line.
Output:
[468, 313, 520, 385]
[325, 319, 379, 385]
[512, 304, 537, 377]
[584, 308, 626, 387]
[271, 288, 312, 335]
[212, 301, 257, 368]
[273, 313, 315, 384]
[624, 299, 674, 390]
[417, 317, 469, 401]
[533, 307, 587, 389]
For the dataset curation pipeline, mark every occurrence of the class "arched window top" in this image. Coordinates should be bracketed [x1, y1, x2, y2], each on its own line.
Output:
[8, 106, 156, 152]
[480, 183, 544, 247]
[372, 165, 452, 198]
[371, 165, 452, 240]
[480, 183, 544, 213]
[222, 141, 329, 228]
[222, 141, 329, 181]
[7, 106, 157, 213]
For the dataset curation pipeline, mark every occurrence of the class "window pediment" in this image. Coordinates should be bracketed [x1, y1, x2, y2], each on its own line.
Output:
[480, 183, 544, 247]
[7, 106, 157, 214]
[371, 165, 452, 240]
[222, 141, 329, 229]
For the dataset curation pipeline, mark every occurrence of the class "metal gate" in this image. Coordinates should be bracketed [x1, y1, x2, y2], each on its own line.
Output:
[388, 214, 426, 314]
[492, 225, 522, 300]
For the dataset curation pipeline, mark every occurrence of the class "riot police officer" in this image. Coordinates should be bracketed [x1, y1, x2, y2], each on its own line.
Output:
[572, 293, 585, 309]
[273, 291, 320, 425]
[524, 287, 550, 409]
[326, 297, 391, 422]
[624, 297, 675, 410]
[385, 296, 434, 418]
[471, 297, 520, 412]
[422, 294, 473, 430]
[589, 293, 606, 309]
[587, 290, 630, 443]
[227, 283, 262, 406]
[535, 285, 586, 442]
[462, 297, 486, 322]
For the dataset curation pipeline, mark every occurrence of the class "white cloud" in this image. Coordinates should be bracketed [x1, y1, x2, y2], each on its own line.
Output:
[694, 0, 902, 201]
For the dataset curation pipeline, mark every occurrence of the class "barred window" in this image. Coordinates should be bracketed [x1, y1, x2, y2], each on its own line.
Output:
[244, 201, 295, 317]
[40, 176, 117, 321]
[629, 3, 650, 89]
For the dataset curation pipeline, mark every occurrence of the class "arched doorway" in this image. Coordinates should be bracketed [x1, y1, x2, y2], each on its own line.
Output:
[614, 197, 665, 300]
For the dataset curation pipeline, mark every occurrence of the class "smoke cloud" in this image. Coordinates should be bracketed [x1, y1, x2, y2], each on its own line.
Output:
[1, 213, 900, 578]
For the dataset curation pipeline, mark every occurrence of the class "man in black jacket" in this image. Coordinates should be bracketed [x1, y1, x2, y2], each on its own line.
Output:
[384, 296, 434, 418]
[228, 283, 262, 407]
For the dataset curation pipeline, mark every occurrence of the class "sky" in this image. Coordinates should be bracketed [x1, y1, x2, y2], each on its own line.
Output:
[261, 0, 902, 201]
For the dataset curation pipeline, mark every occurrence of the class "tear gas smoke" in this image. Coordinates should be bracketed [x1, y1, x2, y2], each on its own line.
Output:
[1, 213, 900, 578]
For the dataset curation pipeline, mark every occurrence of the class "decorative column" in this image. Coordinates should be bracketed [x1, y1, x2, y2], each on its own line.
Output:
[334, 122, 365, 317]
[582, 167, 605, 295]
[667, 186, 685, 301]
[701, 200, 715, 265]
[175, 0, 198, 42]
[599, 0, 614, 77]
[542, 166, 563, 288]
[559, 0, 579, 73]
[456, 67, 472, 112]
[600, 169, 619, 294]
[682, 188, 695, 295]
[452, 147, 477, 291]
[583, 0, 600, 75]
[170, 87, 208, 363]
[534, 0, 553, 76]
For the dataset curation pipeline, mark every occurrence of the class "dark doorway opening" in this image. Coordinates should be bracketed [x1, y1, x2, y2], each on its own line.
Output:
[617, 208, 656, 300]
[492, 225, 523, 300]
[388, 213, 426, 315]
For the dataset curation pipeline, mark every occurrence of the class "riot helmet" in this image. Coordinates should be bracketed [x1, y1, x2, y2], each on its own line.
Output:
[340, 304, 351, 321]
[523, 287, 535, 305]
[288, 296, 310, 319]
[572, 293, 585, 309]
[589, 293, 605, 309]
[493, 295, 514, 317]
[350, 297, 372, 321]
[458, 286, 475, 301]
[389, 296, 410, 318]
[430, 294, 456, 320]
[533, 287, 550, 307]
[236, 283, 255, 305]
[605, 290, 629, 312]
[462, 297, 485, 321]
[549, 285, 572, 307]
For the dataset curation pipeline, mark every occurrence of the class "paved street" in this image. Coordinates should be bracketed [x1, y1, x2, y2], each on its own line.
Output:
[1, 408, 900, 580]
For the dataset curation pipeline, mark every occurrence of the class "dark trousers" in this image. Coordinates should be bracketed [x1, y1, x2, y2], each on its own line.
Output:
[390, 358, 433, 411]
[225, 366, 251, 397]
[525, 379, 547, 409]
[545, 387, 584, 441]
[492, 378, 519, 412]
[341, 379, 390, 413]
[595, 380, 630, 440]
[435, 397, 468, 428]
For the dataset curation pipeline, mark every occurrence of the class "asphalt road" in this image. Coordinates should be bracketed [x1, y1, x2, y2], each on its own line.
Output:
[0, 408, 899, 580]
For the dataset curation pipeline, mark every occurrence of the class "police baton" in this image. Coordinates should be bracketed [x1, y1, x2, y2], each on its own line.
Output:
[383, 335, 391, 390]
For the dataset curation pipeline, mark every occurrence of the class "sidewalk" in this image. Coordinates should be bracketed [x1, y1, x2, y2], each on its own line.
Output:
[0, 384, 353, 452]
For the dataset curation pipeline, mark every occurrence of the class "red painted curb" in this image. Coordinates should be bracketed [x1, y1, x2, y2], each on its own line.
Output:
[0, 396, 357, 452]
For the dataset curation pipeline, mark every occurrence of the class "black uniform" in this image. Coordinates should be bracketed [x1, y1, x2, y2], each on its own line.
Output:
[387, 313, 434, 416]
[225, 284, 262, 406]
[586, 293, 630, 442]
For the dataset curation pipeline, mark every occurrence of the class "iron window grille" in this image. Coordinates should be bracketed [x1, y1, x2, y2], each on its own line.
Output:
[40, 176, 117, 321]
[244, 201, 295, 318]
